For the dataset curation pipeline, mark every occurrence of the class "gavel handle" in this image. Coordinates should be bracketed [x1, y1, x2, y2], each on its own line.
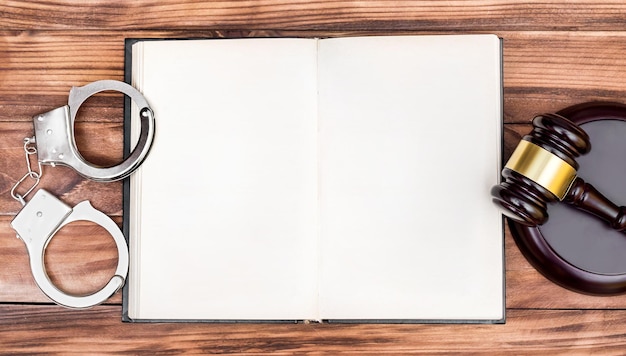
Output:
[564, 177, 626, 232]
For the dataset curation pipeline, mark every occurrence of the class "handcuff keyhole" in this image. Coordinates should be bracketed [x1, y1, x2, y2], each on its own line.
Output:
[36, 211, 42, 217]
[44, 220, 118, 297]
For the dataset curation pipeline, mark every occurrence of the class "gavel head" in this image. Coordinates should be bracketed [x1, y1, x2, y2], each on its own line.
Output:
[491, 113, 591, 226]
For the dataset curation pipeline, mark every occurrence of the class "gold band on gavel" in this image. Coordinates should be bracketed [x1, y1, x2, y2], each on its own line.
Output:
[504, 140, 577, 200]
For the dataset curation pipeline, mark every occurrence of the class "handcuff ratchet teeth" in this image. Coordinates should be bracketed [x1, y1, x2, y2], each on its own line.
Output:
[10, 80, 154, 309]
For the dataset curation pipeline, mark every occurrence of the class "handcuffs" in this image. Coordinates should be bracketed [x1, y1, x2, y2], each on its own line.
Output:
[9, 80, 155, 309]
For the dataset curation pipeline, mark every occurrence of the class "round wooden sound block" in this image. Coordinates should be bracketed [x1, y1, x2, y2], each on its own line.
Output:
[510, 102, 626, 295]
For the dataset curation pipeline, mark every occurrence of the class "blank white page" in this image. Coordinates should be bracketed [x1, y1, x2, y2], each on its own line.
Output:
[317, 35, 503, 320]
[129, 39, 319, 320]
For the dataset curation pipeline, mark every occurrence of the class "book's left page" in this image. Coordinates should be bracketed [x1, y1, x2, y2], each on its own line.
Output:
[127, 39, 320, 321]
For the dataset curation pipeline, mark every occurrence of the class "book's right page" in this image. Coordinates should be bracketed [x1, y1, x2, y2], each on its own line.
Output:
[317, 35, 504, 322]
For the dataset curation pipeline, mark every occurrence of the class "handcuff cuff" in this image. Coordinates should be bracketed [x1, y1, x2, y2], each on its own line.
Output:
[9, 80, 155, 309]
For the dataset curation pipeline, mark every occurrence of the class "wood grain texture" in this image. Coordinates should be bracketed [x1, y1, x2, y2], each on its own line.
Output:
[2, 1, 626, 31]
[1, 306, 626, 354]
[3, 0, 626, 353]
[3, 30, 626, 124]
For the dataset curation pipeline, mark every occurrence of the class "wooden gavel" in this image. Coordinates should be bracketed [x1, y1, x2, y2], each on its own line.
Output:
[491, 113, 626, 231]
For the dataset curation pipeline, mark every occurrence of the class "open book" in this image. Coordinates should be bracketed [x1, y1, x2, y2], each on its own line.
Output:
[123, 35, 504, 323]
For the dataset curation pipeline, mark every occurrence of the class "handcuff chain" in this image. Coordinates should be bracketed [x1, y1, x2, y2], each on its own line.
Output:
[10, 137, 43, 206]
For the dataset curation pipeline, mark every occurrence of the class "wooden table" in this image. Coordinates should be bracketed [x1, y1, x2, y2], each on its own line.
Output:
[3, 1, 626, 353]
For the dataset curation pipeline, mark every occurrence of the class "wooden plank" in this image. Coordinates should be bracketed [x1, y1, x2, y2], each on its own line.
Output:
[2, 1, 626, 31]
[0, 29, 127, 122]
[0, 306, 625, 353]
[3, 30, 626, 124]
[503, 31, 626, 123]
